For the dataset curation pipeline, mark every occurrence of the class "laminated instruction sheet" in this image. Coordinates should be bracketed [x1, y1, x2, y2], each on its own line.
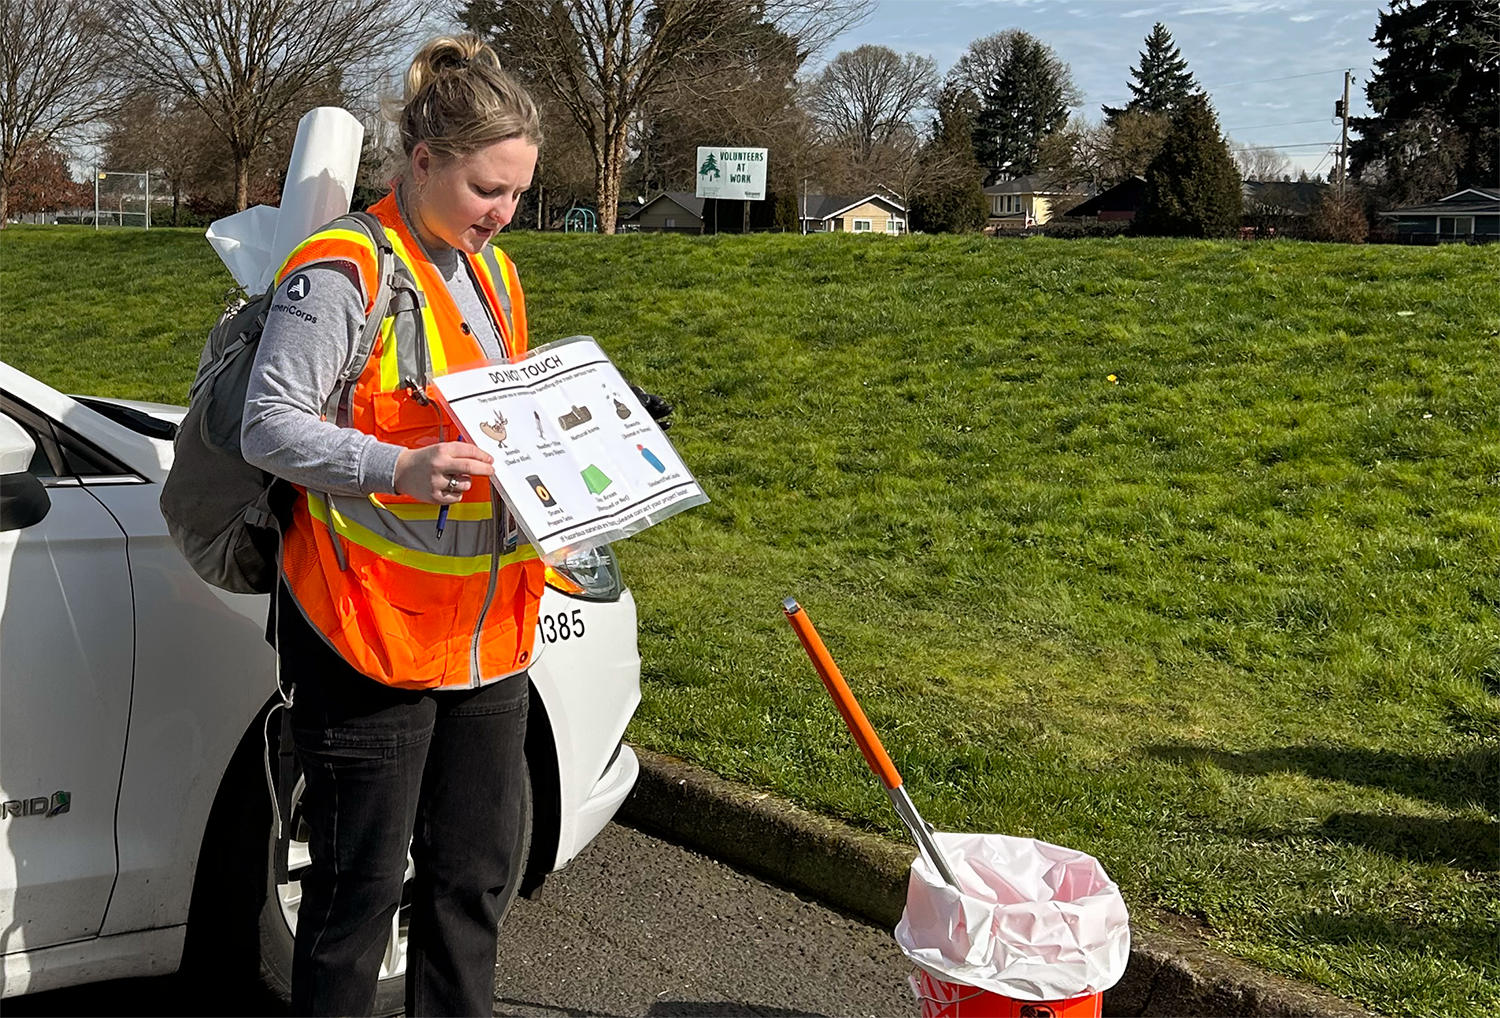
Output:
[432, 336, 708, 558]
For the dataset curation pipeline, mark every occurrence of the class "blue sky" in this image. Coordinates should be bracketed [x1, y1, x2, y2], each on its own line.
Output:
[822, 0, 1385, 176]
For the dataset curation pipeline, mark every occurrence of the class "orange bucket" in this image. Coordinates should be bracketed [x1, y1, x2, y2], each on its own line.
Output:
[911, 968, 1103, 1018]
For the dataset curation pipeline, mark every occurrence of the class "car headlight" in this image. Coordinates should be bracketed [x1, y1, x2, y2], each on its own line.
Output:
[543, 543, 623, 602]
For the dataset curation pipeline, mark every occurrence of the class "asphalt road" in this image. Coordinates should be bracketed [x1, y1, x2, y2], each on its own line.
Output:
[7, 822, 917, 1017]
[495, 823, 914, 1018]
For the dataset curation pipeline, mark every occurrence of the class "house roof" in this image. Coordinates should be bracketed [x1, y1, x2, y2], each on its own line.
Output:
[798, 193, 907, 220]
[1379, 188, 1500, 218]
[982, 174, 1081, 196]
[1061, 176, 1146, 217]
[626, 191, 705, 220]
[1445, 187, 1500, 201]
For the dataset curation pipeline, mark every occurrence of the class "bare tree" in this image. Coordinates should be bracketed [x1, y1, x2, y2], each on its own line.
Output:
[1231, 140, 1291, 182]
[111, 0, 410, 211]
[807, 44, 937, 189]
[1098, 109, 1171, 187]
[631, 20, 806, 199]
[461, 0, 872, 233]
[1036, 118, 1108, 190]
[100, 92, 223, 225]
[0, 0, 117, 227]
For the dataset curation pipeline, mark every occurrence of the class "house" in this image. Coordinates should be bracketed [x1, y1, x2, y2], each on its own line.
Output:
[797, 193, 907, 234]
[982, 174, 1088, 231]
[1242, 179, 1326, 215]
[1241, 179, 1328, 238]
[1378, 188, 1500, 243]
[623, 191, 787, 233]
[1060, 177, 1147, 222]
[620, 191, 705, 233]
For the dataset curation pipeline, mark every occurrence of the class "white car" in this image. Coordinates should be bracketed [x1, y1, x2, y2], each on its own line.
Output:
[0, 361, 641, 1011]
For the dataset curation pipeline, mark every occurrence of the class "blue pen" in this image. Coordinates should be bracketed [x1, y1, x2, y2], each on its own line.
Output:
[436, 504, 449, 539]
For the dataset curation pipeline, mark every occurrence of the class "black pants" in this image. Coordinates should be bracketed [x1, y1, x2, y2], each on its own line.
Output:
[278, 587, 529, 1017]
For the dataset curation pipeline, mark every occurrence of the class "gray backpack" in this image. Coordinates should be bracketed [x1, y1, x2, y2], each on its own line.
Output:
[160, 211, 395, 594]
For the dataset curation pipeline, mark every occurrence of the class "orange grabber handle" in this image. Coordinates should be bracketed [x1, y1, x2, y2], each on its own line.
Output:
[782, 597, 903, 791]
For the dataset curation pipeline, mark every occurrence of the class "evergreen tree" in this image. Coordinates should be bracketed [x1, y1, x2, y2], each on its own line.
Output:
[1349, 0, 1500, 204]
[971, 32, 1072, 181]
[910, 85, 989, 232]
[1137, 92, 1242, 238]
[1103, 22, 1197, 122]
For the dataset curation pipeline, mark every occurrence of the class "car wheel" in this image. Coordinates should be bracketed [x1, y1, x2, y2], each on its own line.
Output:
[184, 707, 534, 1016]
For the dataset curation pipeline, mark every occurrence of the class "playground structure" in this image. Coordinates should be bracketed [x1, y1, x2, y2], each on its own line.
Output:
[564, 206, 597, 232]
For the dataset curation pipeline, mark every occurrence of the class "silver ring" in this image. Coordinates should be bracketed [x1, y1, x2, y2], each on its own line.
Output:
[444, 476, 459, 494]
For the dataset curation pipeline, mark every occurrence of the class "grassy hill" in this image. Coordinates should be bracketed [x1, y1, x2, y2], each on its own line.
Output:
[4, 226, 1498, 1016]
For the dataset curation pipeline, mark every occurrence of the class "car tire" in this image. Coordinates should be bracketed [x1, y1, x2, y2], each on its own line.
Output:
[183, 704, 534, 1016]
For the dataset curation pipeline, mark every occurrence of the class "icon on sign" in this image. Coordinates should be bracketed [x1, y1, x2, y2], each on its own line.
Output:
[479, 409, 508, 446]
[637, 444, 665, 473]
[526, 474, 556, 507]
[558, 405, 592, 430]
[581, 464, 613, 495]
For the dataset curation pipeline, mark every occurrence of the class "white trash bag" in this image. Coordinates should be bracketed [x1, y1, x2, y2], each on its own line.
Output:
[894, 832, 1131, 1001]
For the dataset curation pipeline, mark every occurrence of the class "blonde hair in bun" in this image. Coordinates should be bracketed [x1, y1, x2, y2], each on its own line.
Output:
[395, 34, 542, 160]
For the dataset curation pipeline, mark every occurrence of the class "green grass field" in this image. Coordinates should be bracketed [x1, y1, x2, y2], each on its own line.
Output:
[4, 226, 1498, 1016]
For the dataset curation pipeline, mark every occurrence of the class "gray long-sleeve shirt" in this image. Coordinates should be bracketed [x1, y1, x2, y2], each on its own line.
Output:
[242, 218, 508, 494]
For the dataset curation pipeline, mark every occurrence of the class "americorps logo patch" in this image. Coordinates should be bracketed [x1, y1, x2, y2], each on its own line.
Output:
[286, 273, 312, 301]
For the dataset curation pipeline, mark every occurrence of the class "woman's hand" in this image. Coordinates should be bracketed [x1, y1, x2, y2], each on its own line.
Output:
[394, 442, 495, 504]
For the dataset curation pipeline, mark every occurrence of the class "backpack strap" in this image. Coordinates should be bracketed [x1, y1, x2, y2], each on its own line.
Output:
[320, 210, 396, 423]
[313, 210, 397, 574]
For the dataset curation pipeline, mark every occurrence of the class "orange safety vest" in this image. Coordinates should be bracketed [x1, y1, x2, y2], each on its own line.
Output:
[272, 192, 543, 690]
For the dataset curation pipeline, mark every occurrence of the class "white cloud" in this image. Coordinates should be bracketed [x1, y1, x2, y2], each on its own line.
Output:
[1290, 13, 1317, 22]
[1179, 2, 1293, 14]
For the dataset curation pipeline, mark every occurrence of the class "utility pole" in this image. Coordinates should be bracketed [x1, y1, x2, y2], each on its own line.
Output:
[94, 168, 100, 231]
[1336, 70, 1351, 196]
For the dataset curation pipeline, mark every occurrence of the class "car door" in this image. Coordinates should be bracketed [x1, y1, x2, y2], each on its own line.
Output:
[0, 398, 134, 957]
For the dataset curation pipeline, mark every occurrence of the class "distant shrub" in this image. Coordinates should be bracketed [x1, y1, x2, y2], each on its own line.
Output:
[1306, 190, 1370, 243]
[1029, 218, 1134, 239]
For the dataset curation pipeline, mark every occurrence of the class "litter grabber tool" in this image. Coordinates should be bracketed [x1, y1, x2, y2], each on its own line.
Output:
[781, 597, 960, 888]
[781, 597, 1131, 1017]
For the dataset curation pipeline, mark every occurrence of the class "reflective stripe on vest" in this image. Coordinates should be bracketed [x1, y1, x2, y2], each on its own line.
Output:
[271, 193, 541, 690]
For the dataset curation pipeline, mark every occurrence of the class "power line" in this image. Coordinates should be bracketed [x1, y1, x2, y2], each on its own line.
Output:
[1241, 141, 1340, 150]
[1093, 66, 1365, 110]
[1201, 66, 1361, 92]
[1224, 118, 1331, 133]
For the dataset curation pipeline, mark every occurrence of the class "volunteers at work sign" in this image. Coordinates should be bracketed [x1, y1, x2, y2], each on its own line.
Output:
[696, 147, 768, 201]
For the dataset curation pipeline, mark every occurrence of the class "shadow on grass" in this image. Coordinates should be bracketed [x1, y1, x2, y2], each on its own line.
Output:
[1146, 743, 1499, 871]
[1144, 743, 1498, 812]
[1284, 905, 1500, 977]
[1318, 812, 1498, 871]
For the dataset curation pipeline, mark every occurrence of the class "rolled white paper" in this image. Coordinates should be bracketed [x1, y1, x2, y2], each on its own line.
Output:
[256, 107, 365, 292]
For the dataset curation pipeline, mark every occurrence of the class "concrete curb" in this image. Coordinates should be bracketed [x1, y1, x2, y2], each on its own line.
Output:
[617, 747, 1376, 1018]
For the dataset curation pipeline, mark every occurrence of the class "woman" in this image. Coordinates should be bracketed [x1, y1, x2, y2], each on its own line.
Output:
[242, 34, 543, 1017]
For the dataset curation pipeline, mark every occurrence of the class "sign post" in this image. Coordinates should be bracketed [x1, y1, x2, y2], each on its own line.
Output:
[695, 147, 768, 234]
